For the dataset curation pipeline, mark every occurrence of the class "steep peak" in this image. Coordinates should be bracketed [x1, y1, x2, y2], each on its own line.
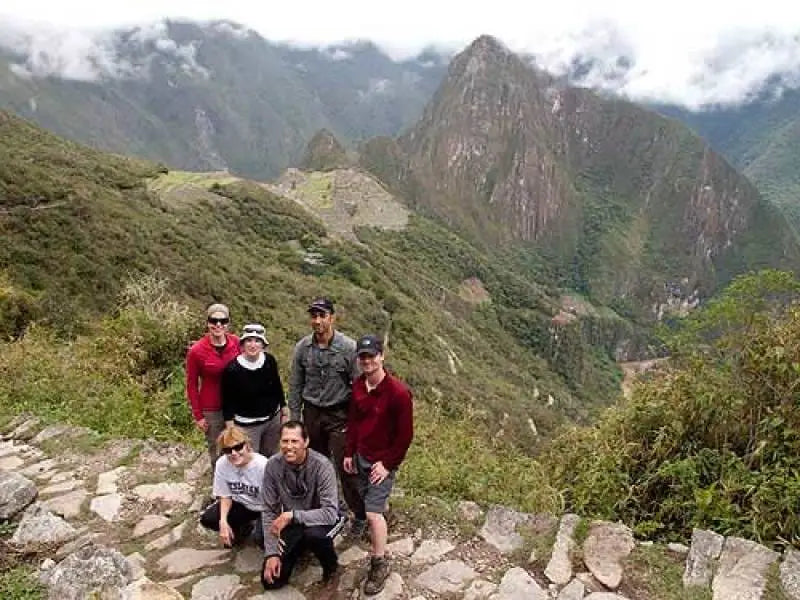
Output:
[464, 35, 510, 58]
[300, 129, 351, 171]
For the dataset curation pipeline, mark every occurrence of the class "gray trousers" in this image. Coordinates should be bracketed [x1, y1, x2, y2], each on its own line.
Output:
[203, 410, 226, 471]
[239, 417, 282, 458]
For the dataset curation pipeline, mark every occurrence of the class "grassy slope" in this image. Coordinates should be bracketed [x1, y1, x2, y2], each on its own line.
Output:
[0, 110, 626, 456]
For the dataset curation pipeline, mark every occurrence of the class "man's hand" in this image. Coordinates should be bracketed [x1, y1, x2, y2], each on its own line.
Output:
[195, 418, 209, 432]
[343, 456, 355, 474]
[219, 520, 234, 547]
[269, 511, 293, 537]
[263, 556, 282, 584]
[369, 461, 389, 484]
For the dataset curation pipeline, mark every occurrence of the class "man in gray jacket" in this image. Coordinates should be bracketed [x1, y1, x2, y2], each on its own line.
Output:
[261, 420, 344, 597]
[288, 297, 363, 536]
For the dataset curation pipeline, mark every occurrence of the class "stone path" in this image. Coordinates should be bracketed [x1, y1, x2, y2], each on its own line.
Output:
[1, 415, 799, 600]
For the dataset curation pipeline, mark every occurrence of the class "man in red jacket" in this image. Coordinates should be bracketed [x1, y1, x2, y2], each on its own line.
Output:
[343, 334, 413, 596]
[186, 303, 240, 470]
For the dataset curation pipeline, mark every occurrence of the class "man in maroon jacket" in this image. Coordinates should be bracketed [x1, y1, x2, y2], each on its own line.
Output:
[343, 334, 413, 595]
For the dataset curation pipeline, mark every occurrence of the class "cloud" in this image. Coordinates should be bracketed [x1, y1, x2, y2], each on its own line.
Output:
[0, 18, 215, 81]
[1, 3, 800, 108]
[527, 20, 800, 109]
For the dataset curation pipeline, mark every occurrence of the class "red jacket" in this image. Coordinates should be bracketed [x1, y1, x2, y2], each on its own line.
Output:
[185, 333, 240, 421]
[345, 372, 413, 471]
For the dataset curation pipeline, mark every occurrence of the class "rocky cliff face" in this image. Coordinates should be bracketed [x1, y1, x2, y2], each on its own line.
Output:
[374, 35, 798, 318]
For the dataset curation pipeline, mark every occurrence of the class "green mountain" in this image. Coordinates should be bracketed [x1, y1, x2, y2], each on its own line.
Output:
[360, 36, 800, 321]
[657, 90, 800, 228]
[0, 21, 445, 180]
[0, 108, 635, 450]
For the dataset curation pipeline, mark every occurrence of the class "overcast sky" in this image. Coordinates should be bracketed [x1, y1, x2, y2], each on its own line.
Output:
[2, 0, 800, 108]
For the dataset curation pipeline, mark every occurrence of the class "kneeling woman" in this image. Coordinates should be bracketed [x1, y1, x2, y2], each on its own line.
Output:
[221, 323, 286, 457]
[200, 426, 267, 547]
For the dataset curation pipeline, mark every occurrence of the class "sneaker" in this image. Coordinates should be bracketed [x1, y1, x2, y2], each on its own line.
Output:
[364, 557, 391, 596]
[345, 518, 368, 542]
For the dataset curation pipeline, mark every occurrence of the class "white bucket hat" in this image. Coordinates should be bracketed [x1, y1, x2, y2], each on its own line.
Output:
[239, 323, 268, 346]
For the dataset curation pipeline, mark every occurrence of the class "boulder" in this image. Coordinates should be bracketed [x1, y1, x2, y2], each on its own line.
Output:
[712, 536, 778, 600]
[479, 506, 531, 554]
[40, 544, 133, 600]
[0, 470, 37, 519]
[582, 521, 635, 589]
[780, 548, 800, 600]
[11, 503, 78, 549]
[683, 528, 725, 588]
[545, 513, 581, 585]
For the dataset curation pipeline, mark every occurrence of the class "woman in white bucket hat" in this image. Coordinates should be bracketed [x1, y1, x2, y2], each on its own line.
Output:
[221, 323, 286, 457]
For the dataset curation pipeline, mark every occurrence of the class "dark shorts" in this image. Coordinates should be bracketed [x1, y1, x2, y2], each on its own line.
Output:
[355, 454, 395, 514]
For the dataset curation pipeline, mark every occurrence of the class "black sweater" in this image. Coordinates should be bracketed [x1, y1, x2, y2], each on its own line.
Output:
[221, 354, 286, 423]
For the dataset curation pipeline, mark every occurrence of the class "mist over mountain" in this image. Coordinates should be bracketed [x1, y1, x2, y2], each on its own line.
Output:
[0, 20, 447, 178]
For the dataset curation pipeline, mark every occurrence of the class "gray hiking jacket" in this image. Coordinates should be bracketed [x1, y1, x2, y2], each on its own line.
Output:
[288, 331, 357, 421]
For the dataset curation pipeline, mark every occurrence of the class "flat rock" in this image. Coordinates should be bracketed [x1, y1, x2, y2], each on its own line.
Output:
[146, 520, 188, 552]
[464, 579, 498, 600]
[545, 513, 581, 585]
[126, 552, 147, 581]
[97, 466, 127, 495]
[338, 545, 368, 566]
[712, 536, 778, 600]
[122, 579, 185, 600]
[293, 563, 322, 587]
[11, 502, 78, 548]
[363, 572, 403, 600]
[582, 521, 635, 589]
[0, 470, 37, 519]
[584, 595, 629, 600]
[781, 548, 800, 600]
[134, 514, 173, 538]
[488, 567, 547, 600]
[410, 539, 455, 564]
[387, 537, 415, 557]
[32, 424, 90, 444]
[191, 574, 242, 599]
[247, 586, 306, 600]
[157, 548, 230, 576]
[91, 493, 123, 521]
[0, 455, 25, 470]
[558, 579, 586, 600]
[40, 479, 85, 496]
[479, 506, 532, 554]
[19, 458, 60, 477]
[235, 546, 264, 573]
[134, 482, 194, 505]
[43, 488, 89, 519]
[683, 528, 725, 588]
[40, 543, 133, 600]
[415, 559, 477, 593]
[668, 542, 690, 555]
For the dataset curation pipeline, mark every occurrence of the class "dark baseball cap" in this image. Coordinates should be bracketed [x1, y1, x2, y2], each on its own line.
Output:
[307, 297, 335, 314]
[356, 334, 383, 356]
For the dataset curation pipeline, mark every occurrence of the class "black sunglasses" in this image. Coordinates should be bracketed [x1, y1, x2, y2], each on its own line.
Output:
[222, 441, 246, 455]
[208, 317, 230, 325]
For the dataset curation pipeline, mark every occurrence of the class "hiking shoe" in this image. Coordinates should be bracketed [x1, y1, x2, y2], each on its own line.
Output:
[314, 569, 341, 600]
[364, 557, 391, 596]
[345, 518, 368, 542]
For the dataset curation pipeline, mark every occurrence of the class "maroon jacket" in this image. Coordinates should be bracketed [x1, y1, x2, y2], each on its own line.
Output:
[185, 333, 240, 421]
[345, 372, 413, 471]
